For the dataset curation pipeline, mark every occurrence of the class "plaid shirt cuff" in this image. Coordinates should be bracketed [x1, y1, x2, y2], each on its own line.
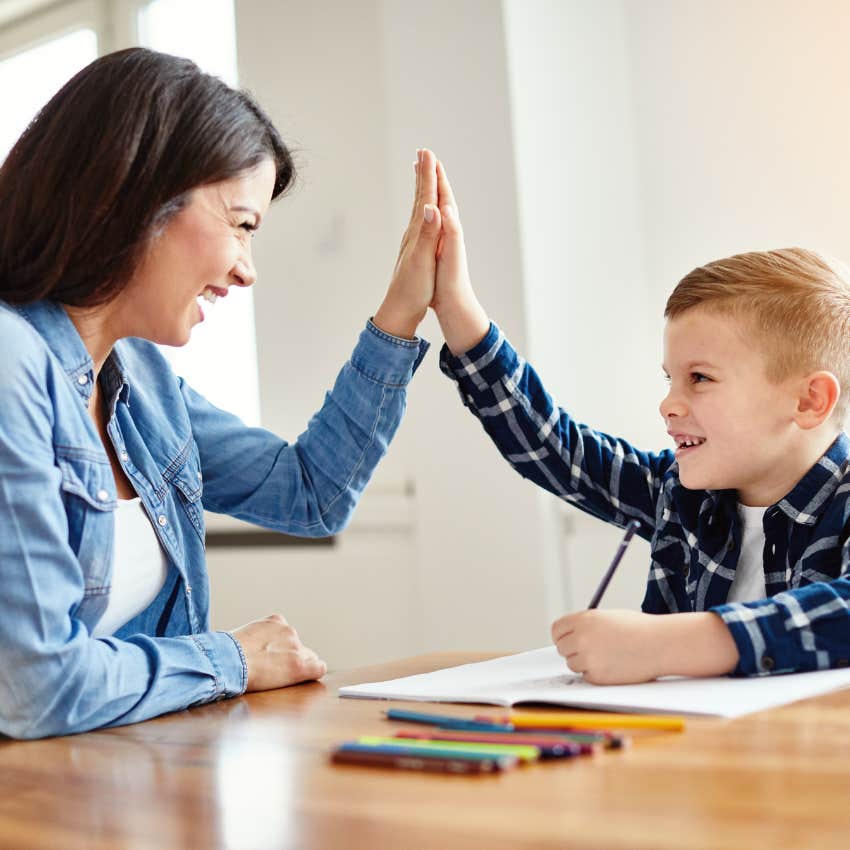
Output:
[438, 322, 513, 395]
[712, 595, 827, 676]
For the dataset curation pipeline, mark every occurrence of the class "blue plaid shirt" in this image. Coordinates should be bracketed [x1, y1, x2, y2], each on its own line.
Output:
[440, 323, 850, 677]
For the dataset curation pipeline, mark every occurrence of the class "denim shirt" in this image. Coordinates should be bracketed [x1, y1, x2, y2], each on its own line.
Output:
[0, 300, 428, 738]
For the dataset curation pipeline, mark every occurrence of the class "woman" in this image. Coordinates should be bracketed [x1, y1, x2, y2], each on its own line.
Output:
[0, 48, 442, 739]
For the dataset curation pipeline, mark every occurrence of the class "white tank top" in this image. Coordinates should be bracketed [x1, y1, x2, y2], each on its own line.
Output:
[91, 497, 168, 637]
[727, 503, 768, 603]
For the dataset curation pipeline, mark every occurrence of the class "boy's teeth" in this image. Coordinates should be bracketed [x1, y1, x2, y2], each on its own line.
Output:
[201, 287, 218, 304]
[679, 437, 705, 448]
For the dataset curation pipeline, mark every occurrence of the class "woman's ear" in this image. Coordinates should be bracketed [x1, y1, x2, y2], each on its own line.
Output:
[794, 371, 841, 429]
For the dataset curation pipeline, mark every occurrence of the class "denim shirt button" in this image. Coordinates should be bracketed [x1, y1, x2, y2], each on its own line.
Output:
[77, 374, 88, 385]
[96, 489, 109, 502]
[120, 451, 129, 462]
[185, 584, 192, 594]
[157, 515, 167, 527]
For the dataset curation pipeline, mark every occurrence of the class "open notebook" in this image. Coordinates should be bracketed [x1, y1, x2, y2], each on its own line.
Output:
[338, 646, 850, 718]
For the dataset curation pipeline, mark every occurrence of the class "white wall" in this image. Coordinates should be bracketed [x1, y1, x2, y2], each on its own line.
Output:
[502, 0, 658, 611]
[626, 0, 850, 314]
[217, 0, 558, 667]
[213, 0, 850, 668]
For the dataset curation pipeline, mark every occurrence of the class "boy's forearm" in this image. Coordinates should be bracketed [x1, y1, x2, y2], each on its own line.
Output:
[656, 612, 740, 677]
[436, 295, 490, 356]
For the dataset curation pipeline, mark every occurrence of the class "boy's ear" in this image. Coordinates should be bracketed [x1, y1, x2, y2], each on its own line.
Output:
[794, 371, 841, 429]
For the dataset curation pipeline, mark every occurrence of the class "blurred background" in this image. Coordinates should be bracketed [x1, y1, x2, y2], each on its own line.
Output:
[3, 0, 849, 669]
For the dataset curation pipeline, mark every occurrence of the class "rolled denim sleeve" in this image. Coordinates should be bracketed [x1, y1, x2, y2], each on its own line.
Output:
[0, 341, 249, 739]
[186, 320, 428, 535]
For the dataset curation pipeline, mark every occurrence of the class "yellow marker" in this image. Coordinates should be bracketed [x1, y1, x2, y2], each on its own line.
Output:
[505, 711, 686, 732]
[358, 736, 541, 763]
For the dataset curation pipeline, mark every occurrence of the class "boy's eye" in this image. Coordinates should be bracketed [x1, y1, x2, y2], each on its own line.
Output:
[239, 222, 257, 237]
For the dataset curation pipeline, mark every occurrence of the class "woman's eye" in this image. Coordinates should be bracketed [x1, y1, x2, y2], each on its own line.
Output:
[691, 372, 710, 384]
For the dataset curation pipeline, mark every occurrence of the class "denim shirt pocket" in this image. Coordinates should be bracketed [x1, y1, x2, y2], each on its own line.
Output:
[56, 447, 116, 606]
[169, 446, 205, 544]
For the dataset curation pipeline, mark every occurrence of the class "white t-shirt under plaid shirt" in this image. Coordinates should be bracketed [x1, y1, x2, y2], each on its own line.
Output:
[439, 322, 850, 677]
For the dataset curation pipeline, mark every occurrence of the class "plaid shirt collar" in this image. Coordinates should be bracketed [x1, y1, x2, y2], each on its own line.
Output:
[776, 432, 850, 525]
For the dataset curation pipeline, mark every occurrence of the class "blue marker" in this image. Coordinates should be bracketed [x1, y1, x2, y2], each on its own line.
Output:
[385, 708, 514, 732]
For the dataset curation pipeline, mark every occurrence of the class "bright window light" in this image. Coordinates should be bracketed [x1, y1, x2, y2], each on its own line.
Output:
[139, 0, 262, 426]
[138, 0, 237, 86]
[0, 29, 98, 162]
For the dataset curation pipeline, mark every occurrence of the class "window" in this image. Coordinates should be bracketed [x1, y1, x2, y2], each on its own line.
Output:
[0, 28, 98, 161]
[0, 0, 262, 427]
[138, 0, 262, 426]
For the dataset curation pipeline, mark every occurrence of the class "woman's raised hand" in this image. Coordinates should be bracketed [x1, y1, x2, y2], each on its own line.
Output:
[432, 160, 490, 355]
[372, 149, 443, 339]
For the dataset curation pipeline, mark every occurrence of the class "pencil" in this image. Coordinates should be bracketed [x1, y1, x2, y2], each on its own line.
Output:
[394, 729, 589, 758]
[358, 735, 541, 763]
[385, 708, 513, 731]
[500, 710, 686, 732]
[331, 749, 512, 773]
[588, 519, 641, 608]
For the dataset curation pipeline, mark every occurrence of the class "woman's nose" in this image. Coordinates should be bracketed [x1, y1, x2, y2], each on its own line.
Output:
[231, 257, 257, 287]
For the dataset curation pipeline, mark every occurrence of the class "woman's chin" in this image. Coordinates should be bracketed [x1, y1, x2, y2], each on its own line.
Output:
[150, 325, 193, 348]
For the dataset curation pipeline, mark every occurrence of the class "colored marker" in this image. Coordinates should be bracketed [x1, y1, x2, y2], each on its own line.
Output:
[385, 708, 513, 731]
[471, 717, 627, 749]
[394, 730, 590, 758]
[488, 711, 686, 732]
[331, 749, 511, 774]
[336, 741, 519, 765]
[358, 735, 540, 763]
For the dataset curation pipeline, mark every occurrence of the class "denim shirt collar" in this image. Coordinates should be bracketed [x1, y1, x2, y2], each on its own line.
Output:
[13, 299, 130, 406]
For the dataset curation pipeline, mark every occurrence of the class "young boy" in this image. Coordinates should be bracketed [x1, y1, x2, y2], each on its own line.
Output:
[429, 162, 850, 683]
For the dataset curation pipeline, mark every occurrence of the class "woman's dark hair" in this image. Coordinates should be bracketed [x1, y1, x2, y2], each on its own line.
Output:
[0, 47, 294, 306]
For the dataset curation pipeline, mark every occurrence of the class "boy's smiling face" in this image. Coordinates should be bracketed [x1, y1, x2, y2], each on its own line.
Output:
[660, 307, 804, 506]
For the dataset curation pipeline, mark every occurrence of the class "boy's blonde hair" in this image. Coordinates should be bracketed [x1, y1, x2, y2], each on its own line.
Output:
[665, 247, 850, 425]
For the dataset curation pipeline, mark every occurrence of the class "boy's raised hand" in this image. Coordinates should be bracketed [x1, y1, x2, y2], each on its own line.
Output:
[432, 160, 491, 355]
[372, 148, 442, 339]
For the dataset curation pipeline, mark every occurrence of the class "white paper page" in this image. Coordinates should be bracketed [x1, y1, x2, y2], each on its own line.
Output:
[338, 646, 850, 718]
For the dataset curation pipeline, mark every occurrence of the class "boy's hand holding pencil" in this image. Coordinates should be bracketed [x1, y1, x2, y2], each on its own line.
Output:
[552, 521, 740, 684]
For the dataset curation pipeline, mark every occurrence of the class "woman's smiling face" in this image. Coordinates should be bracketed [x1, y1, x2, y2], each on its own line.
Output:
[115, 158, 276, 347]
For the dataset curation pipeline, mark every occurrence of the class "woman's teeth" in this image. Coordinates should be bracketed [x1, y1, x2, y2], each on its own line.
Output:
[201, 287, 218, 304]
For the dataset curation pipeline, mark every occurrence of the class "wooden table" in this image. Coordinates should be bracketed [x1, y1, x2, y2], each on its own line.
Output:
[1, 651, 849, 850]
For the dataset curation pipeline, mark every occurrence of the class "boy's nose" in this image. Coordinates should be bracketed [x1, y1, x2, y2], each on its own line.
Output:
[659, 390, 687, 421]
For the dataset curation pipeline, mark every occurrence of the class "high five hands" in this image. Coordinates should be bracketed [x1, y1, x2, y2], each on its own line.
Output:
[373, 149, 490, 353]
[236, 149, 489, 696]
